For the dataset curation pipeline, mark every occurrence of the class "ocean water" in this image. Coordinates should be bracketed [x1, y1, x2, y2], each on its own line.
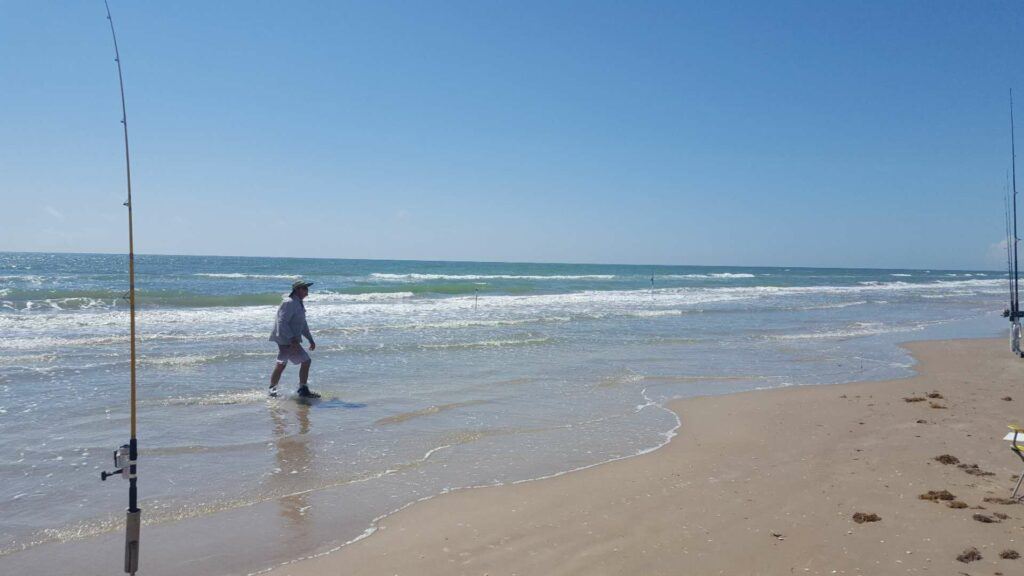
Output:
[0, 252, 1008, 575]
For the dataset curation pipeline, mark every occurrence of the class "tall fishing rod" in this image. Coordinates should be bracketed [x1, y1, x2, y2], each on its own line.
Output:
[1005, 179, 1018, 355]
[1011, 90, 1022, 356]
[98, 1, 141, 574]
[1006, 177, 1014, 316]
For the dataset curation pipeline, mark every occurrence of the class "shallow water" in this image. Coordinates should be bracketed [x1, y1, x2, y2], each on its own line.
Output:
[0, 253, 1008, 575]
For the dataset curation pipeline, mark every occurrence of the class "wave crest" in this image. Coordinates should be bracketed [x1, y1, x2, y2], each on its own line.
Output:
[370, 273, 615, 281]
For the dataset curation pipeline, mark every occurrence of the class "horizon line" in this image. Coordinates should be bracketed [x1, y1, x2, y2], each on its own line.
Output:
[0, 249, 1003, 274]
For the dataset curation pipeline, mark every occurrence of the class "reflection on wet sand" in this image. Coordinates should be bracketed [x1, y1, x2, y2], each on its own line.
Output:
[268, 402, 314, 543]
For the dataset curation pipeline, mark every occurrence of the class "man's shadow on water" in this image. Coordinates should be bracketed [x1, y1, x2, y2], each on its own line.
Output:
[265, 396, 367, 543]
[267, 401, 315, 542]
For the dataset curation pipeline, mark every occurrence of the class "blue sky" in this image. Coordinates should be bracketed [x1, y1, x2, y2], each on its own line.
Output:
[2, 1, 1023, 269]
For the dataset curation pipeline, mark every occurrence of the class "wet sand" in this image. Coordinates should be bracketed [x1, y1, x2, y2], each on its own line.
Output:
[265, 338, 1024, 575]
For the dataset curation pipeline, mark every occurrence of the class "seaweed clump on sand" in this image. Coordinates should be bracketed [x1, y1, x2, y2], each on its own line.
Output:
[852, 512, 881, 523]
[926, 391, 944, 399]
[973, 513, 998, 523]
[958, 463, 995, 477]
[957, 547, 983, 563]
[1003, 396, 1013, 401]
[984, 496, 1018, 505]
[948, 500, 968, 509]
[904, 396, 926, 403]
[934, 454, 960, 465]
[1002, 549, 1021, 560]
[919, 490, 955, 502]
[929, 402, 947, 409]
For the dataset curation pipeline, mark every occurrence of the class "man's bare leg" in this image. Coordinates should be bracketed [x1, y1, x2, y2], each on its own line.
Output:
[270, 362, 286, 390]
[299, 359, 311, 385]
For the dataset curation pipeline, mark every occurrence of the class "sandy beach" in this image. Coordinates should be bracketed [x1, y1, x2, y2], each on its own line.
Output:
[265, 338, 1024, 575]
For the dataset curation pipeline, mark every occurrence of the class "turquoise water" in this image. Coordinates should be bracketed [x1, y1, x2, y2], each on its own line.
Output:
[0, 252, 1008, 575]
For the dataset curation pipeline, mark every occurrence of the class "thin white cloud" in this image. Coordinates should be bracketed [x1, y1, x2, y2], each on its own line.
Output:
[44, 205, 66, 222]
[988, 237, 1018, 269]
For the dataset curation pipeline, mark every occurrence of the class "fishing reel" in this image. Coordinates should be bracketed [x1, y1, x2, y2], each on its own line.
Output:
[101, 443, 131, 481]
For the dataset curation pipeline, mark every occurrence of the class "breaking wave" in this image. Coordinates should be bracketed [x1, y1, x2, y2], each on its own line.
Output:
[370, 273, 616, 281]
[664, 273, 756, 279]
[193, 273, 300, 280]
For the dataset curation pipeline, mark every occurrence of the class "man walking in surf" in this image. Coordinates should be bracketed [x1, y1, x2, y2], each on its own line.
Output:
[269, 280, 320, 398]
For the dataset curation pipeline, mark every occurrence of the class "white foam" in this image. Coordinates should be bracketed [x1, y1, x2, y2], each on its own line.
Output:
[0, 274, 46, 283]
[148, 389, 268, 407]
[0, 278, 1005, 355]
[768, 320, 930, 341]
[193, 273, 300, 280]
[801, 300, 868, 310]
[419, 336, 551, 350]
[138, 354, 212, 368]
[369, 273, 616, 281]
[627, 309, 685, 318]
[664, 273, 756, 279]
[308, 291, 414, 302]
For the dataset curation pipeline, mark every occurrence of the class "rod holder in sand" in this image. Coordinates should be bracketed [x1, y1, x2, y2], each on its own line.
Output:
[125, 508, 140, 574]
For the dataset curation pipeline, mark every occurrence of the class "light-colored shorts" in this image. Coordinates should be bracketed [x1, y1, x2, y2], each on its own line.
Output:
[276, 344, 311, 365]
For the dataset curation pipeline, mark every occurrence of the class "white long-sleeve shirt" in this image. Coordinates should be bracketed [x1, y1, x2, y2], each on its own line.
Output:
[269, 297, 313, 345]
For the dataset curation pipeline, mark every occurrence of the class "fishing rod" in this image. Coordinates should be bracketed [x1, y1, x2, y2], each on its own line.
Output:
[1005, 179, 1019, 354]
[1011, 90, 1022, 356]
[98, 1, 141, 574]
[1006, 177, 1014, 320]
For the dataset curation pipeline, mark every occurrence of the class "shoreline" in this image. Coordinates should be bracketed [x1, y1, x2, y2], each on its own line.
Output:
[249, 335, 918, 575]
[263, 337, 1024, 575]
[250, 382, 687, 575]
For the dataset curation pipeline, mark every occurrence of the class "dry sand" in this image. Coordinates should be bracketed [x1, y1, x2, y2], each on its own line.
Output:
[266, 338, 1024, 575]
